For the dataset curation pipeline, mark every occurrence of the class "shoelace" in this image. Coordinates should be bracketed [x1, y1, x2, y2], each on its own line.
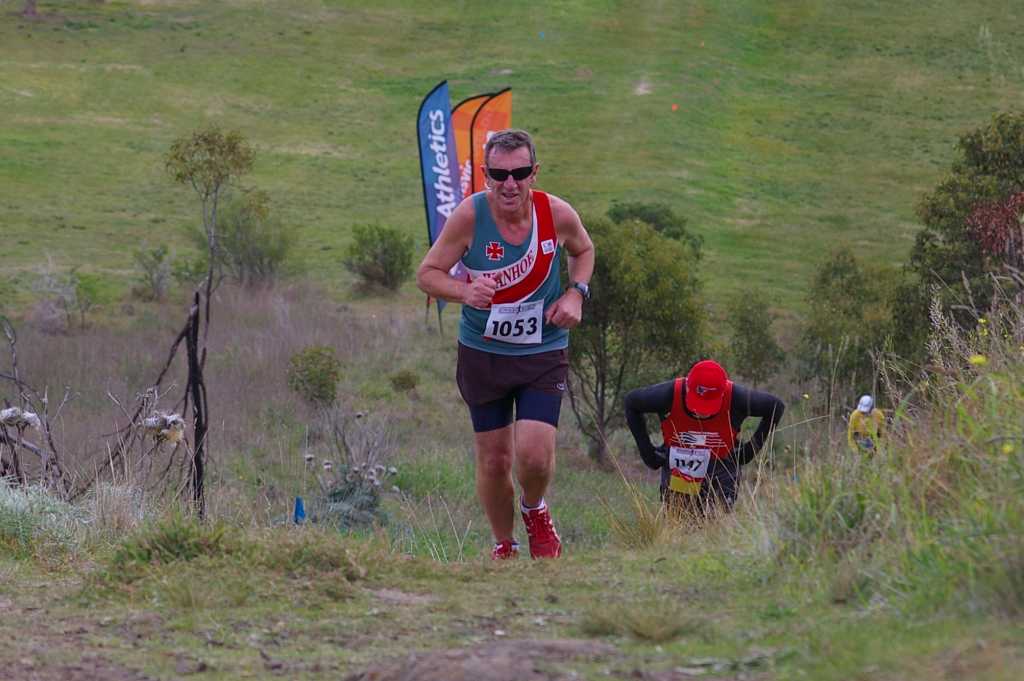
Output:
[524, 510, 555, 537]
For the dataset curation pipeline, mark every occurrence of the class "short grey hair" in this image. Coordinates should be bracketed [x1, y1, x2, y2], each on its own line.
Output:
[484, 129, 536, 167]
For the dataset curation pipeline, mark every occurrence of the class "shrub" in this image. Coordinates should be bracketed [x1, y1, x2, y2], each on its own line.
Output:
[607, 201, 702, 258]
[797, 248, 897, 399]
[911, 113, 1024, 331]
[205, 191, 294, 288]
[389, 369, 419, 393]
[722, 289, 785, 387]
[344, 223, 414, 291]
[287, 345, 342, 408]
[315, 472, 384, 529]
[131, 245, 172, 301]
[33, 263, 75, 324]
[171, 254, 208, 289]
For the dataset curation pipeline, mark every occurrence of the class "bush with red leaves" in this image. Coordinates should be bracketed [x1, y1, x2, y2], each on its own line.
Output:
[967, 191, 1024, 271]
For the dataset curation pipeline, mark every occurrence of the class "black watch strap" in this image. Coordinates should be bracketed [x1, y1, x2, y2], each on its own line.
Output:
[569, 281, 591, 301]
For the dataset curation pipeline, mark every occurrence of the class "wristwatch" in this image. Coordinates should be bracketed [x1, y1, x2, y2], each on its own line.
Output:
[569, 281, 591, 302]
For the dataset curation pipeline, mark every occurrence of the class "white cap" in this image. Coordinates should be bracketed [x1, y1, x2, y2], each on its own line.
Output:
[857, 395, 874, 413]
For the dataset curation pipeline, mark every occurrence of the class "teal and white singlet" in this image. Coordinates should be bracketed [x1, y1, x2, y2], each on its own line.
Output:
[458, 190, 568, 356]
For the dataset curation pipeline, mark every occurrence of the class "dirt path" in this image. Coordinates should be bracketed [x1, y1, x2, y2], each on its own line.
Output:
[0, 579, 765, 681]
[0, 593, 156, 681]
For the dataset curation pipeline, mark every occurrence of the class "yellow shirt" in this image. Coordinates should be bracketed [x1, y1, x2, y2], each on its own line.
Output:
[848, 408, 885, 451]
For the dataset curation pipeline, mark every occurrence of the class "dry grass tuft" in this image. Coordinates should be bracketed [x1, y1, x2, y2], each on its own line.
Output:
[600, 455, 686, 550]
[90, 482, 145, 535]
[581, 600, 701, 642]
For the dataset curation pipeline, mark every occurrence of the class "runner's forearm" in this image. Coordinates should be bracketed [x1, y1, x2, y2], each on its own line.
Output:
[565, 245, 594, 288]
[416, 266, 469, 304]
[730, 384, 785, 465]
[624, 382, 674, 469]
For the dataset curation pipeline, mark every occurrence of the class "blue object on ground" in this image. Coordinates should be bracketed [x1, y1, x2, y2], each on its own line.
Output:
[293, 496, 306, 524]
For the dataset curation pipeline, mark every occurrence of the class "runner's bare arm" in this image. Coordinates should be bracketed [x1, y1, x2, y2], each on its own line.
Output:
[545, 196, 595, 328]
[416, 199, 497, 309]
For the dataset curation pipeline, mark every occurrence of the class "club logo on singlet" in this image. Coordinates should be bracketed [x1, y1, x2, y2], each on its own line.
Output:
[485, 241, 504, 261]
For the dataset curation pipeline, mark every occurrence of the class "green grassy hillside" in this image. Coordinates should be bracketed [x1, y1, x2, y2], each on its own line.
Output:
[3, 0, 1022, 315]
[3, 4, 1024, 680]
[2, 269, 1023, 681]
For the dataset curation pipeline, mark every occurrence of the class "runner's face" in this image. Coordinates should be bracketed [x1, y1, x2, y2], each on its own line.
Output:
[484, 146, 536, 213]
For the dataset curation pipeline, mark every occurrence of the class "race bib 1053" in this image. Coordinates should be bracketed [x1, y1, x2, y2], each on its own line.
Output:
[484, 300, 543, 344]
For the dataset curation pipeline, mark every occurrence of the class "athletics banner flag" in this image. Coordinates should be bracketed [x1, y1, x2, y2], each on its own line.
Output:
[417, 81, 462, 312]
[417, 80, 461, 252]
[452, 92, 493, 198]
[470, 88, 512, 195]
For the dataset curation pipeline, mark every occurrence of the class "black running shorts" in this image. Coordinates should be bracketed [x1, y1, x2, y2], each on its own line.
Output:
[456, 343, 568, 432]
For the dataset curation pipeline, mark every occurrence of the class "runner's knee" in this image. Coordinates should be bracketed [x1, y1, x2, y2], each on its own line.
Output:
[515, 450, 553, 479]
[477, 449, 514, 479]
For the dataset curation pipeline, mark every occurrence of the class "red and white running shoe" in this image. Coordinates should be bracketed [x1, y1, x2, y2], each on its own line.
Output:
[491, 539, 520, 560]
[521, 504, 562, 559]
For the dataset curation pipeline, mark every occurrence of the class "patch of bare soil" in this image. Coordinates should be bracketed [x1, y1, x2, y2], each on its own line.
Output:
[344, 638, 617, 681]
[0, 595, 158, 681]
[371, 588, 438, 606]
[3, 654, 154, 681]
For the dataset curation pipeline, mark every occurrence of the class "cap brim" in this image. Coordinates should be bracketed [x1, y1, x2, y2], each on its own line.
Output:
[685, 391, 724, 415]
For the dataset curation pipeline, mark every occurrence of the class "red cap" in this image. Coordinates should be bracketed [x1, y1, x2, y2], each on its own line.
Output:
[685, 360, 728, 415]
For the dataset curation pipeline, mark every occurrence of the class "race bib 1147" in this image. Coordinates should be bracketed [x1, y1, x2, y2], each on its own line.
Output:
[668, 446, 711, 495]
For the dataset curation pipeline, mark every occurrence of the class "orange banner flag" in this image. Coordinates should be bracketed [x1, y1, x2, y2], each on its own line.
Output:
[452, 93, 492, 199]
[470, 88, 512, 194]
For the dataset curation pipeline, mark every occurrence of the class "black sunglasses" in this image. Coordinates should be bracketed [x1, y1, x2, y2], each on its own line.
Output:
[486, 165, 534, 182]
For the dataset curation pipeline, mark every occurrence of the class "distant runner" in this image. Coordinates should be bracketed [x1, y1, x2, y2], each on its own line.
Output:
[416, 129, 595, 559]
[847, 394, 885, 454]
[624, 359, 784, 514]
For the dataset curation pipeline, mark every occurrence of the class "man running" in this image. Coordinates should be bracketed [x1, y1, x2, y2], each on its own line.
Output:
[624, 359, 784, 514]
[416, 129, 594, 559]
